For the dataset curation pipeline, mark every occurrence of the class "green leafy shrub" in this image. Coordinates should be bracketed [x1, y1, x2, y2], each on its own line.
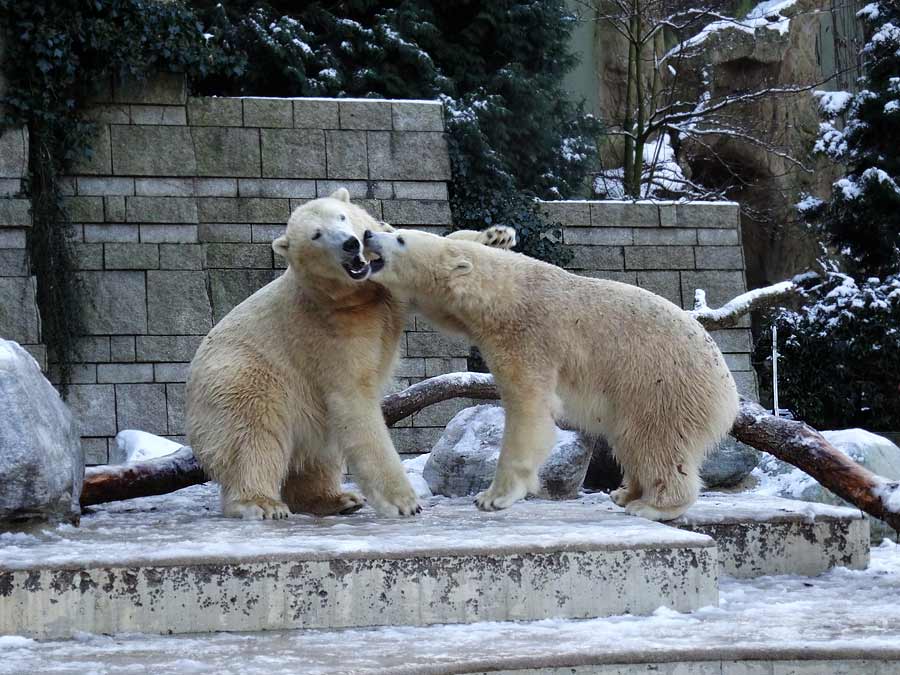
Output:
[757, 272, 900, 430]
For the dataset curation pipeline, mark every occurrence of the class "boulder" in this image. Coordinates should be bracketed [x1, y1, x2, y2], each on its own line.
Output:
[423, 405, 591, 500]
[583, 434, 758, 490]
[0, 339, 83, 525]
[754, 428, 900, 541]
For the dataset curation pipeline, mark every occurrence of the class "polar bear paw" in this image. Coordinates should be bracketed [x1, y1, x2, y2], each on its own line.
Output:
[624, 499, 689, 522]
[225, 496, 291, 520]
[368, 483, 422, 517]
[610, 485, 641, 507]
[475, 479, 529, 512]
[481, 225, 517, 250]
[334, 491, 366, 515]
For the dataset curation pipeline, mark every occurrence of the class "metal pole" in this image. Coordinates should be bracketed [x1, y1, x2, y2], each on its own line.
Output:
[772, 324, 779, 418]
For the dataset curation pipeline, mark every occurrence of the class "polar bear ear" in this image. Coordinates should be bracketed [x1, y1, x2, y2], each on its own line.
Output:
[330, 187, 351, 203]
[448, 256, 473, 279]
[272, 235, 289, 258]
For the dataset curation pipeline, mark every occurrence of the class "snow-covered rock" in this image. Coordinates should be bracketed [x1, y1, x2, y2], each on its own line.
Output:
[753, 428, 900, 540]
[0, 339, 82, 525]
[402, 453, 433, 499]
[423, 405, 591, 500]
[115, 430, 182, 464]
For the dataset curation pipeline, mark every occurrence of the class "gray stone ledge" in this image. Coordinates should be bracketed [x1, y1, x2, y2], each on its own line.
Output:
[188, 97, 243, 127]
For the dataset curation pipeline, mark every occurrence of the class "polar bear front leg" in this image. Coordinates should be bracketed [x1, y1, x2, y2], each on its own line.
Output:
[327, 393, 421, 517]
[476, 390, 557, 512]
[446, 225, 517, 250]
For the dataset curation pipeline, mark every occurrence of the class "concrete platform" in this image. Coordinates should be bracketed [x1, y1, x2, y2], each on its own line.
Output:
[0, 489, 718, 639]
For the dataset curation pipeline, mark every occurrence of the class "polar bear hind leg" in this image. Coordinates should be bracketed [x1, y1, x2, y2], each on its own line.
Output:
[282, 456, 364, 516]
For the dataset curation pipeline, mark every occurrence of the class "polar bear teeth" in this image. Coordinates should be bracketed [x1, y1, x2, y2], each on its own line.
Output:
[343, 255, 370, 280]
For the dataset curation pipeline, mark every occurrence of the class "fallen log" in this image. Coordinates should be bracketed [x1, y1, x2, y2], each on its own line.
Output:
[80, 372, 900, 532]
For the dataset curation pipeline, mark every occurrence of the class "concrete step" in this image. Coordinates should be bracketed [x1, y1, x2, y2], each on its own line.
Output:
[0, 491, 718, 639]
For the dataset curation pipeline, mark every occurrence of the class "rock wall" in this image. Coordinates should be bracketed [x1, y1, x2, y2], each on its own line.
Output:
[0, 73, 756, 464]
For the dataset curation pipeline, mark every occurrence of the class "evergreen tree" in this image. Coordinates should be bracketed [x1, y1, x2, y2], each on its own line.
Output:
[800, 1, 900, 278]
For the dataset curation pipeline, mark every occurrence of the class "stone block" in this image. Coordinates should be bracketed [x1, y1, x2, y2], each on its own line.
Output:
[382, 199, 452, 225]
[0, 277, 40, 343]
[195, 178, 238, 197]
[188, 97, 243, 126]
[367, 131, 451, 181]
[238, 179, 316, 199]
[135, 178, 194, 197]
[634, 228, 698, 245]
[676, 202, 740, 228]
[724, 353, 751, 370]
[0, 198, 31, 226]
[204, 243, 272, 268]
[566, 245, 624, 271]
[0, 179, 21, 197]
[97, 364, 154, 384]
[154, 363, 190, 383]
[392, 102, 443, 131]
[198, 197, 290, 224]
[125, 197, 198, 223]
[71, 126, 112, 175]
[208, 269, 278, 322]
[698, 228, 740, 245]
[104, 196, 126, 222]
[243, 98, 293, 127]
[424, 357, 469, 377]
[113, 73, 186, 105]
[709, 328, 752, 353]
[147, 270, 213, 335]
[104, 243, 159, 270]
[191, 127, 261, 178]
[115, 383, 168, 434]
[293, 99, 339, 129]
[658, 202, 677, 227]
[110, 126, 196, 176]
[139, 225, 198, 244]
[0, 228, 26, 247]
[392, 181, 448, 200]
[624, 246, 694, 270]
[110, 336, 136, 363]
[732, 370, 759, 400]
[389, 426, 443, 454]
[637, 271, 683, 306]
[0, 249, 28, 276]
[65, 196, 104, 223]
[159, 244, 203, 270]
[48, 363, 97, 385]
[67, 337, 111, 363]
[83, 224, 139, 243]
[65, 384, 116, 437]
[129, 105, 187, 125]
[135, 335, 204, 362]
[76, 177, 134, 196]
[591, 202, 659, 227]
[413, 397, 481, 427]
[76, 271, 147, 335]
[680, 271, 747, 310]
[250, 224, 285, 243]
[199, 223, 252, 243]
[166, 383, 186, 435]
[0, 127, 28, 178]
[261, 129, 326, 178]
[582, 270, 638, 284]
[82, 104, 130, 125]
[407, 331, 471, 358]
[315, 180, 391, 199]
[394, 357, 426, 378]
[339, 100, 392, 130]
[563, 227, 633, 246]
[81, 438, 108, 466]
[695, 245, 744, 269]
[538, 201, 590, 227]
[325, 130, 368, 179]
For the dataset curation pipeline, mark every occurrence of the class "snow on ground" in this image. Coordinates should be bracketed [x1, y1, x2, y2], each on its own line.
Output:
[0, 539, 898, 674]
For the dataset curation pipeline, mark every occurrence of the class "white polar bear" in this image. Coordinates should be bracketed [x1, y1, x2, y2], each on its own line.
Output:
[186, 189, 515, 519]
[364, 228, 740, 521]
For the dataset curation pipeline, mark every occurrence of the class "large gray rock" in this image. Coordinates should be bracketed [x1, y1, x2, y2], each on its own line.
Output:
[700, 436, 759, 488]
[0, 339, 83, 525]
[755, 428, 900, 541]
[423, 405, 591, 500]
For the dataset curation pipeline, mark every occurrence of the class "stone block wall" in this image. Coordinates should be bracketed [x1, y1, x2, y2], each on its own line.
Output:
[539, 199, 757, 402]
[0, 72, 756, 465]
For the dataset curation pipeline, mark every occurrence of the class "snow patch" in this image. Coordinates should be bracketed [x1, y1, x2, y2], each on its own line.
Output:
[115, 430, 182, 463]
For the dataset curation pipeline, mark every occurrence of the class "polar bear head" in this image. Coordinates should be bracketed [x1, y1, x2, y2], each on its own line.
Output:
[273, 188, 392, 284]
[364, 228, 473, 290]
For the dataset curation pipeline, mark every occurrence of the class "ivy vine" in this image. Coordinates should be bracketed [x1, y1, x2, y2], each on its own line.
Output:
[0, 0, 242, 391]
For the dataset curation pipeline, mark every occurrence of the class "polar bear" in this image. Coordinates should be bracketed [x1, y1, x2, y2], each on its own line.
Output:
[186, 189, 515, 519]
[364, 229, 739, 521]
